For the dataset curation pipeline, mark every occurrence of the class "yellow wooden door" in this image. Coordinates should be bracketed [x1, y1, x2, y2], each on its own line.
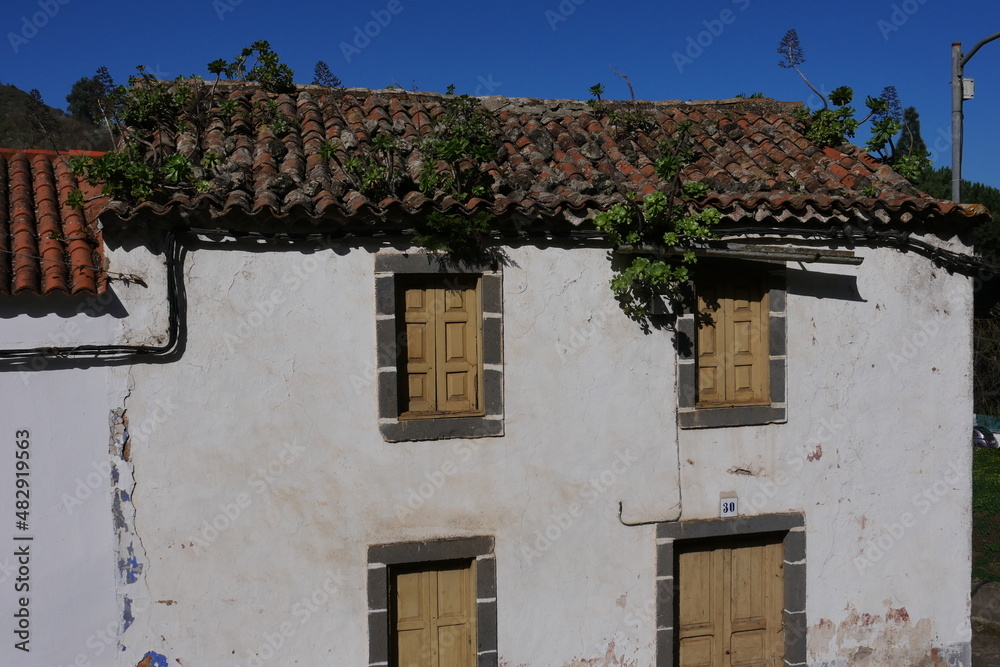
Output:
[678, 537, 783, 667]
[393, 561, 477, 667]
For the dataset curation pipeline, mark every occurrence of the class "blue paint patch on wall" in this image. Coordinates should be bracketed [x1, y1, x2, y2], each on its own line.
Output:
[143, 651, 169, 667]
[123, 596, 133, 631]
[118, 545, 143, 584]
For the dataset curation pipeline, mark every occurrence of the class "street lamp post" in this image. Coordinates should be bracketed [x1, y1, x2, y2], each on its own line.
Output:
[951, 32, 1000, 203]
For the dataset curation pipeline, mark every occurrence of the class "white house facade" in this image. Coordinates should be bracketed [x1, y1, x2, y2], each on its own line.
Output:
[0, 90, 985, 667]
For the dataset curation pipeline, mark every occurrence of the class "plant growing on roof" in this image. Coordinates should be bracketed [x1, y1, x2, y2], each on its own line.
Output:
[587, 70, 657, 137]
[337, 131, 405, 201]
[208, 40, 295, 94]
[587, 82, 720, 324]
[418, 93, 497, 199]
[69, 44, 298, 206]
[68, 66, 214, 202]
[410, 90, 503, 259]
[777, 30, 930, 181]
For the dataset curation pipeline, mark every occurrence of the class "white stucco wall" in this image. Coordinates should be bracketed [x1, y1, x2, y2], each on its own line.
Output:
[679, 244, 973, 666]
[0, 303, 120, 667]
[101, 231, 973, 667]
[104, 238, 678, 666]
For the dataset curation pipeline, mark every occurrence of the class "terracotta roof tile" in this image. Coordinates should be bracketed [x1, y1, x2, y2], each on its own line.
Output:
[0, 150, 106, 296]
[86, 85, 986, 230]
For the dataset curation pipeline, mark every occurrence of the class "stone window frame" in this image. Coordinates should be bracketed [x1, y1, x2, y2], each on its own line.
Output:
[655, 513, 806, 667]
[367, 536, 498, 667]
[677, 265, 786, 428]
[375, 254, 503, 442]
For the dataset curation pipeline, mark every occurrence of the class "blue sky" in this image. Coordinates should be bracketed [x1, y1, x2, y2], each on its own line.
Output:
[2, 0, 999, 191]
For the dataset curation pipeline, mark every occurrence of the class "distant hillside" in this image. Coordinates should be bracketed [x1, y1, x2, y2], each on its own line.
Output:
[0, 82, 111, 152]
[915, 166, 1000, 264]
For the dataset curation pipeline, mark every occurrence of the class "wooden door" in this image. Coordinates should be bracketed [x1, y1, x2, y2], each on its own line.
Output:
[392, 560, 477, 667]
[677, 536, 783, 667]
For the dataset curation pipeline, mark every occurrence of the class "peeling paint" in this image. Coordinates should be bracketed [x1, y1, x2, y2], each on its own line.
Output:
[110, 402, 154, 660]
[123, 596, 134, 630]
[137, 651, 169, 667]
[807, 444, 823, 461]
[807, 603, 963, 666]
[119, 546, 143, 584]
[501, 641, 638, 667]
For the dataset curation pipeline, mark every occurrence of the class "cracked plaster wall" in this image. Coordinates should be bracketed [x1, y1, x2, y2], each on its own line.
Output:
[106, 240, 676, 666]
[679, 242, 973, 665]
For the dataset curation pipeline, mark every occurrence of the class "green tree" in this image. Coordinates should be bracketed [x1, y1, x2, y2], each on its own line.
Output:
[66, 66, 115, 124]
[893, 107, 928, 162]
[312, 61, 341, 88]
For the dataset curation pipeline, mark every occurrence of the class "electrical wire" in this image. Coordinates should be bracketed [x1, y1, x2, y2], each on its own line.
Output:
[0, 220, 990, 363]
[0, 229, 180, 361]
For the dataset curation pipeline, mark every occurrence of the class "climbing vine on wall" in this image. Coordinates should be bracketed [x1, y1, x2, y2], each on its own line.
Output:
[587, 86, 720, 324]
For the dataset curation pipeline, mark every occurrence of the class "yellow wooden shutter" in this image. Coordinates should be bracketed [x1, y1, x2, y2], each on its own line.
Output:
[404, 286, 437, 414]
[697, 282, 726, 406]
[678, 538, 784, 667]
[393, 562, 477, 667]
[727, 279, 768, 406]
[697, 274, 769, 407]
[437, 280, 479, 414]
[401, 277, 481, 416]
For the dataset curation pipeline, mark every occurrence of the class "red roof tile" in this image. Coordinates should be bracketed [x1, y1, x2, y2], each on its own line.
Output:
[88, 85, 986, 231]
[0, 149, 106, 296]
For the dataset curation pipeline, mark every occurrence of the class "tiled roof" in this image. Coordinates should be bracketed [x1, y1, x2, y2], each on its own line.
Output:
[95, 85, 985, 230]
[0, 149, 106, 295]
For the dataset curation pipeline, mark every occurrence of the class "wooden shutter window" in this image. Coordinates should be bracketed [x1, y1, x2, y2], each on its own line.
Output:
[696, 273, 769, 407]
[399, 276, 482, 418]
[392, 560, 477, 667]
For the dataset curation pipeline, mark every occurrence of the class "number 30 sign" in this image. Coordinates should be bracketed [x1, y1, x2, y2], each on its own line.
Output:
[720, 497, 738, 518]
